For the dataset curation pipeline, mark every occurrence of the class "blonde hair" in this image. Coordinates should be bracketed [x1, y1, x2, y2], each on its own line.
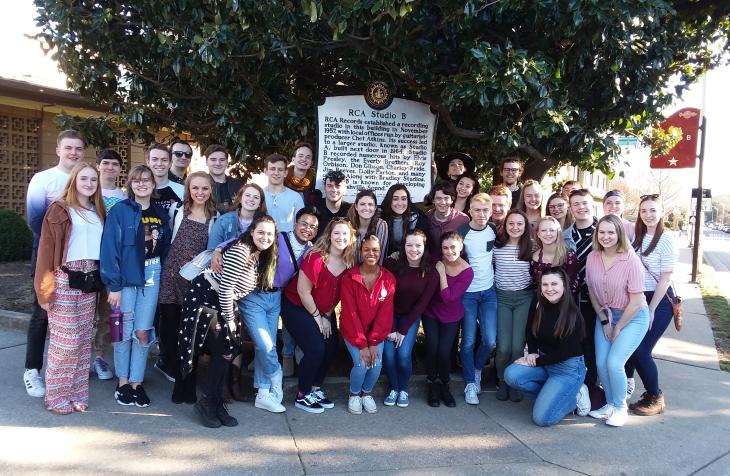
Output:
[307, 218, 356, 269]
[58, 163, 106, 222]
[469, 192, 492, 207]
[183, 171, 216, 219]
[593, 214, 631, 253]
[517, 179, 544, 215]
[535, 216, 568, 266]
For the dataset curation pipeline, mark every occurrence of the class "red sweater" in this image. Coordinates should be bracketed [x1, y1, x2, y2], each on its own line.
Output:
[339, 266, 396, 349]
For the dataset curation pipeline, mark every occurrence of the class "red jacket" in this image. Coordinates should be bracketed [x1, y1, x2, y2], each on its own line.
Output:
[339, 266, 396, 349]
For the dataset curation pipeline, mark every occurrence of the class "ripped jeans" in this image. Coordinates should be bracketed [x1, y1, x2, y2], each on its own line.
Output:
[113, 261, 161, 383]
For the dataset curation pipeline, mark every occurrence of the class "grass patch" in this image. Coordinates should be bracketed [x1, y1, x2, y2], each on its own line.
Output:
[698, 266, 730, 372]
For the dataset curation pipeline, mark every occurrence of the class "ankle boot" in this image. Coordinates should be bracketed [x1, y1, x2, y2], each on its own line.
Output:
[216, 401, 239, 427]
[631, 392, 665, 416]
[229, 364, 250, 402]
[427, 381, 441, 407]
[195, 396, 221, 428]
[441, 382, 456, 407]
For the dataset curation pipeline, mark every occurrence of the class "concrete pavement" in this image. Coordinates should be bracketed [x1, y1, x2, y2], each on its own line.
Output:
[1, 244, 729, 475]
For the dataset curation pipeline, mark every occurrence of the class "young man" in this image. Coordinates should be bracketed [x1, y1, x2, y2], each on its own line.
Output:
[562, 180, 581, 198]
[205, 144, 242, 213]
[23, 129, 86, 397]
[97, 149, 127, 210]
[146, 143, 183, 213]
[264, 153, 304, 233]
[498, 156, 524, 207]
[168, 139, 192, 185]
[284, 141, 316, 201]
[564, 188, 599, 388]
[426, 182, 470, 262]
[457, 193, 498, 405]
[314, 170, 350, 236]
[435, 152, 475, 184]
[487, 185, 512, 228]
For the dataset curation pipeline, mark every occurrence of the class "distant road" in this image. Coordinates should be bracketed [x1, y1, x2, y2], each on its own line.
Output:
[699, 229, 730, 302]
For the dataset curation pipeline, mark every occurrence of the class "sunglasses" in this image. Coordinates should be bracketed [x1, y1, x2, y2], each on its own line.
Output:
[640, 193, 660, 201]
[173, 151, 193, 158]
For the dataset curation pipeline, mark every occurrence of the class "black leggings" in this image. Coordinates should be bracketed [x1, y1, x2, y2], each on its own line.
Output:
[159, 303, 182, 377]
[579, 298, 597, 387]
[422, 316, 460, 384]
[202, 319, 232, 402]
[281, 296, 337, 394]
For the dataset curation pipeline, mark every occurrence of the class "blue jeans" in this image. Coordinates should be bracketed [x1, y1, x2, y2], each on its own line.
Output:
[344, 340, 384, 394]
[505, 356, 587, 426]
[595, 307, 650, 409]
[114, 261, 161, 383]
[282, 326, 296, 358]
[461, 286, 497, 383]
[625, 290, 674, 395]
[382, 316, 420, 393]
[240, 290, 282, 389]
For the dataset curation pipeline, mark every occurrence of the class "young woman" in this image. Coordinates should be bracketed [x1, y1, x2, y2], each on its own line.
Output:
[494, 210, 534, 402]
[383, 230, 438, 408]
[178, 214, 279, 427]
[423, 231, 473, 408]
[101, 165, 171, 408]
[603, 190, 635, 243]
[531, 216, 579, 297]
[625, 194, 677, 415]
[380, 184, 428, 258]
[347, 189, 388, 265]
[546, 192, 574, 231]
[586, 215, 649, 427]
[158, 172, 218, 403]
[454, 173, 480, 215]
[282, 218, 356, 413]
[517, 179, 544, 239]
[340, 234, 396, 414]
[35, 163, 106, 414]
[504, 268, 591, 426]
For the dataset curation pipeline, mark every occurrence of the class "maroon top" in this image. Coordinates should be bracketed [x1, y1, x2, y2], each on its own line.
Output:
[385, 258, 440, 334]
[424, 267, 474, 323]
[426, 208, 470, 262]
[530, 248, 580, 296]
[284, 251, 343, 314]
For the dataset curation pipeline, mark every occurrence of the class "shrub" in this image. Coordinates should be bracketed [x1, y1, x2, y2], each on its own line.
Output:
[0, 209, 33, 262]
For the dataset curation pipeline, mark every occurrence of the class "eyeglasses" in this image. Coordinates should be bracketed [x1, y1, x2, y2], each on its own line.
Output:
[297, 221, 318, 230]
[502, 167, 519, 173]
[548, 203, 565, 210]
[131, 178, 153, 185]
[173, 151, 193, 158]
[640, 193, 660, 201]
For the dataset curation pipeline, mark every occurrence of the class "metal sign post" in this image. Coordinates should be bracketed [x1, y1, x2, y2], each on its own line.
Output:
[691, 116, 707, 283]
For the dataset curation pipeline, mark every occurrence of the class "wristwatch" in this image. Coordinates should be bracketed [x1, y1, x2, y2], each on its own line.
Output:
[600, 319, 609, 326]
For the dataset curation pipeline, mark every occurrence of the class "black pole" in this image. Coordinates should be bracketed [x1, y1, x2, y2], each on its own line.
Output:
[691, 116, 707, 283]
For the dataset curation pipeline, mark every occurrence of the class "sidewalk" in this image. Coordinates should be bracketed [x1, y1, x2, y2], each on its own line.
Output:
[1, 248, 729, 475]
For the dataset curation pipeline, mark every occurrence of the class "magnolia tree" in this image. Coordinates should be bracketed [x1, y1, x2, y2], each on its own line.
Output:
[35, 0, 730, 179]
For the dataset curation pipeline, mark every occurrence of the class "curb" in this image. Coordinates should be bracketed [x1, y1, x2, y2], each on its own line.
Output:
[0, 309, 30, 332]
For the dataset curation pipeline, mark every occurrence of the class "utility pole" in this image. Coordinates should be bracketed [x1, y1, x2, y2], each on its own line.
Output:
[691, 115, 707, 283]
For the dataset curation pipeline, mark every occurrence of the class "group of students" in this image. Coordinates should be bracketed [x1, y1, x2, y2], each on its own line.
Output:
[25, 133, 678, 430]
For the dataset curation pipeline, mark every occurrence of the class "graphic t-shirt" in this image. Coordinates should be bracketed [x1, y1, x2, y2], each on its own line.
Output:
[142, 207, 165, 259]
[153, 184, 183, 214]
[102, 187, 127, 211]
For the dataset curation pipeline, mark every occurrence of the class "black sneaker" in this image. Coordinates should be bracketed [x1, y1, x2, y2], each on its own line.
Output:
[295, 392, 324, 414]
[313, 389, 335, 409]
[154, 360, 176, 383]
[115, 384, 135, 406]
[133, 384, 151, 407]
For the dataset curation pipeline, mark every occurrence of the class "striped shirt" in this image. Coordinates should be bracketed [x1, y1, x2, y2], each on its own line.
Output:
[570, 218, 597, 293]
[635, 233, 677, 291]
[212, 242, 259, 320]
[585, 250, 645, 309]
[493, 244, 532, 291]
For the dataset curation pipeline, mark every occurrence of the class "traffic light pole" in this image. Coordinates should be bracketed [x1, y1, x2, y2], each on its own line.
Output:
[691, 116, 707, 283]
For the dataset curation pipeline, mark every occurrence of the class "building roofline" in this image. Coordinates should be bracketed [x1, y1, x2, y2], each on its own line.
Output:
[0, 76, 106, 112]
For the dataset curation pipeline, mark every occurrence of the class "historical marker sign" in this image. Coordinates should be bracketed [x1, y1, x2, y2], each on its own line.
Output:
[650, 107, 701, 169]
[315, 95, 437, 203]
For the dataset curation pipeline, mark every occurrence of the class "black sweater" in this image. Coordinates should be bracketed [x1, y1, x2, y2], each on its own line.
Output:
[526, 301, 583, 367]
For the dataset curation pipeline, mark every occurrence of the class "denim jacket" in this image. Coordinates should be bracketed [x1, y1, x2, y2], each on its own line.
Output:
[207, 210, 246, 250]
[100, 199, 171, 292]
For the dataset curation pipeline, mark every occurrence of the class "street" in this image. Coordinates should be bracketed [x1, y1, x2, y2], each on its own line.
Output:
[697, 229, 730, 304]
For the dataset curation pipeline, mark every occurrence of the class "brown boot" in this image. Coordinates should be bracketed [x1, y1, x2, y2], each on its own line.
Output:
[229, 364, 250, 402]
[631, 392, 665, 416]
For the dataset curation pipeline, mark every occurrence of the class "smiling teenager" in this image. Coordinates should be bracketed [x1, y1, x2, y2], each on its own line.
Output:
[380, 184, 428, 258]
[205, 144, 242, 214]
[517, 179, 544, 239]
[531, 216, 579, 297]
[34, 163, 106, 414]
[347, 189, 389, 265]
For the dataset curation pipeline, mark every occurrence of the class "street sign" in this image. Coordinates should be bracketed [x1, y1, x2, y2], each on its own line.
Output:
[650, 107, 701, 169]
[691, 188, 712, 216]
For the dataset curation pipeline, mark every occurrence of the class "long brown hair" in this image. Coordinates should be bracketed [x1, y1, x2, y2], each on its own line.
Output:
[633, 196, 664, 256]
[183, 171, 216, 219]
[532, 267, 584, 339]
[546, 192, 574, 229]
[394, 229, 432, 278]
[232, 183, 267, 214]
[496, 209, 532, 261]
[347, 189, 380, 235]
[58, 163, 106, 222]
[226, 214, 278, 289]
[307, 217, 356, 269]
[593, 215, 630, 253]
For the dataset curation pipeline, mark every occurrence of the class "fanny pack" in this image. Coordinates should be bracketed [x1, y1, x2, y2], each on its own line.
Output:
[61, 266, 104, 293]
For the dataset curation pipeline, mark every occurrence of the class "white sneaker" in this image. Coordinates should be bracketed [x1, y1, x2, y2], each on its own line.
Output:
[606, 406, 629, 427]
[23, 369, 45, 397]
[92, 357, 114, 380]
[626, 378, 635, 399]
[255, 389, 286, 413]
[271, 370, 284, 404]
[348, 395, 363, 414]
[474, 370, 482, 394]
[464, 382, 479, 405]
[362, 395, 377, 413]
[588, 403, 614, 420]
[575, 384, 591, 416]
